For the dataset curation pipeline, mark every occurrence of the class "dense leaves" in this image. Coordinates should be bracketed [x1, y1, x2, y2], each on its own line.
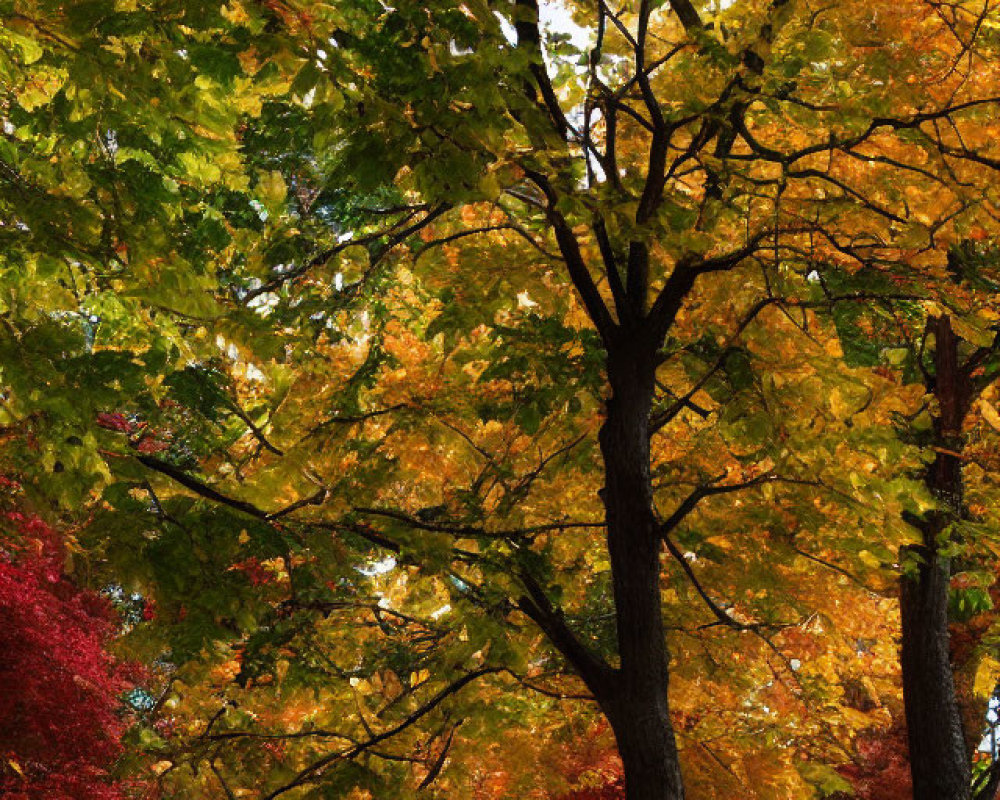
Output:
[6, 0, 1000, 798]
[0, 483, 137, 800]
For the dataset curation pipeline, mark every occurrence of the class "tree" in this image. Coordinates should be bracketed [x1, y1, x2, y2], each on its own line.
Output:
[226, 2, 1000, 797]
[823, 240, 1000, 799]
[0, 478, 138, 800]
[5, 1, 1000, 799]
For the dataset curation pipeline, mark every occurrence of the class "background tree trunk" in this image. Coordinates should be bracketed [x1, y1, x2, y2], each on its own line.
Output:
[900, 315, 971, 800]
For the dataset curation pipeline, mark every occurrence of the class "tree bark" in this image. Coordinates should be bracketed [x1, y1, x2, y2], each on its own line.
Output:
[900, 315, 971, 800]
[598, 337, 685, 800]
[900, 545, 969, 800]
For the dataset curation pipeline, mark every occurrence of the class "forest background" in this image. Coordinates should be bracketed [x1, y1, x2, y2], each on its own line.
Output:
[4, 0, 1000, 799]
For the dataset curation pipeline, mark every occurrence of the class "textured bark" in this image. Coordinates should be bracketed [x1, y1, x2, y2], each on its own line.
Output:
[598, 338, 684, 800]
[900, 546, 969, 800]
[900, 315, 971, 800]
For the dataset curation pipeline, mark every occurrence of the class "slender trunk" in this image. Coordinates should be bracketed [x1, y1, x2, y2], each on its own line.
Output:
[598, 340, 684, 800]
[900, 545, 969, 799]
[900, 315, 970, 800]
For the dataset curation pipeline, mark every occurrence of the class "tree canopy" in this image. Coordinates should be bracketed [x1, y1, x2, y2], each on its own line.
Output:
[5, 1, 1000, 799]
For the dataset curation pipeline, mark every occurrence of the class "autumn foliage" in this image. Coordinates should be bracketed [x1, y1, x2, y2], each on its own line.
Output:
[0, 487, 131, 800]
[8, 0, 1000, 797]
[835, 722, 912, 800]
[552, 729, 625, 800]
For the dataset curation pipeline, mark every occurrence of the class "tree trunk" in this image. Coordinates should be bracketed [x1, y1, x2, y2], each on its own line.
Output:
[900, 315, 971, 800]
[900, 545, 969, 800]
[598, 339, 685, 800]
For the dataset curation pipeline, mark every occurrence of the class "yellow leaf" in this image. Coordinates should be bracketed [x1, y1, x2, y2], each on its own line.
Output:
[409, 668, 430, 686]
[975, 655, 1000, 697]
[951, 316, 996, 348]
[981, 400, 1000, 432]
[257, 170, 287, 215]
[16, 68, 67, 110]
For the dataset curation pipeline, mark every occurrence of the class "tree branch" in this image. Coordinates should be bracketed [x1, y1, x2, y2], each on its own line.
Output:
[523, 169, 617, 342]
[262, 668, 501, 799]
[517, 569, 615, 695]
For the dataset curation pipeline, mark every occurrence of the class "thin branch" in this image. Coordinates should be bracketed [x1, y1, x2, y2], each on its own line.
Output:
[243, 205, 449, 303]
[137, 455, 269, 519]
[662, 532, 762, 632]
[650, 290, 925, 433]
[503, 668, 595, 701]
[417, 723, 460, 791]
[261, 668, 502, 799]
[352, 506, 603, 540]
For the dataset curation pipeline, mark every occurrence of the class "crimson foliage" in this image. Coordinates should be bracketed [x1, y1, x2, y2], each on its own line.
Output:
[0, 494, 131, 800]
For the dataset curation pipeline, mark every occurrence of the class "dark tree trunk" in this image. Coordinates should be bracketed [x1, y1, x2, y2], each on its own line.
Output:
[597, 338, 684, 800]
[900, 315, 971, 800]
[900, 547, 969, 800]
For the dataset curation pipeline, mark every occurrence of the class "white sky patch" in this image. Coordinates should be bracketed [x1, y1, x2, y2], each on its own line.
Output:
[539, 1, 592, 51]
[979, 695, 1000, 755]
[430, 604, 452, 620]
[516, 290, 538, 309]
[250, 198, 268, 222]
[357, 555, 397, 577]
[494, 2, 590, 50]
[244, 363, 266, 382]
[494, 11, 517, 44]
[247, 291, 279, 316]
[214, 334, 267, 383]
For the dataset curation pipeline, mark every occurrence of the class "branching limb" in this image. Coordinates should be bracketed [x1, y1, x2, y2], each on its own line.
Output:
[137, 455, 270, 519]
[514, 0, 571, 140]
[662, 532, 762, 632]
[651, 290, 926, 433]
[522, 169, 617, 342]
[242, 204, 449, 304]
[503, 668, 596, 701]
[261, 668, 502, 799]
[352, 506, 602, 540]
[517, 569, 615, 695]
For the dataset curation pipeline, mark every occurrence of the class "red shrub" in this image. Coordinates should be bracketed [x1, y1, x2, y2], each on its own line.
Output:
[0, 510, 131, 800]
